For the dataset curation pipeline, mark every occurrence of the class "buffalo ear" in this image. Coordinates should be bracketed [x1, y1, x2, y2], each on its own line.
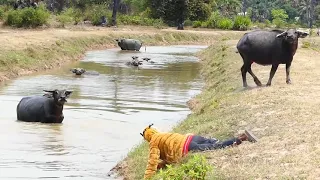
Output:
[297, 31, 309, 38]
[276, 31, 287, 38]
[65, 90, 73, 96]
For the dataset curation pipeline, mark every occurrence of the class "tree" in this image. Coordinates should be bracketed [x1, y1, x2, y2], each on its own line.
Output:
[147, 0, 188, 26]
[271, 8, 288, 27]
[111, 0, 120, 26]
[187, 0, 211, 21]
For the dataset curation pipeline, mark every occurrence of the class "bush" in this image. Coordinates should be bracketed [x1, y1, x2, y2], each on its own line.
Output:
[5, 4, 50, 28]
[217, 18, 233, 30]
[201, 21, 208, 28]
[117, 15, 165, 27]
[302, 41, 311, 48]
[139, 7, 151, 18]
[152, 18, 165, 29]
[184, 19, 193, 26]
[84, 4, 111, 26]
[0, 6, 5, 20]
[272, 18, 286, 28]
[57, 8, 83, 27]
[264, 19, 271, 27]
[192, 21, 202, 28]
[233, 15, 251, 30]
[56, 8, 73, 27]
[188, 0, 212, 21]
[206, 11, 221, 28]
[152, 154, 213, 180]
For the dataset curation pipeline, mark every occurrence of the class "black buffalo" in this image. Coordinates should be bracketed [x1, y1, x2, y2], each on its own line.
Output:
[70, 68, 99, 76]
[16, 89, 73, 123]
[236, 29, 308, 87]
[115, 38, 142, 51]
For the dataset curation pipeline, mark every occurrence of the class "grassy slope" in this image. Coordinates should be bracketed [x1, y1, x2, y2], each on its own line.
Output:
[0, 26, 242, 82]
[114, 34, 320, 179]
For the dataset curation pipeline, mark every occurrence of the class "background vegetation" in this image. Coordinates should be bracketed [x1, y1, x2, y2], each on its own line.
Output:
[0, 0, 319, 30]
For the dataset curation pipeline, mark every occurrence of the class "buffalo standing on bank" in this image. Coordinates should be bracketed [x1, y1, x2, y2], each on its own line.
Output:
[115, 38, 142, 51]
[16, 89, 72, 123]
[236, 29, 308, 87]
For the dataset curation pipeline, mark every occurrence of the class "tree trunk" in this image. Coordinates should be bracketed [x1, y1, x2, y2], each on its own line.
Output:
[242, 0, 247, 16]
[112, 0, 120, 26]
[310, 0, 316, 28]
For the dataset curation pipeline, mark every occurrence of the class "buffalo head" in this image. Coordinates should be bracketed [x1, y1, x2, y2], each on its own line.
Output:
[70, 68, 86, 75]
[43, 89, 73, 106]
[276, 29, 309, 43]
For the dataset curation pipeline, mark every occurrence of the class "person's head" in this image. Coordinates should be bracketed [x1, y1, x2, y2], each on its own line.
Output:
[140, 123, 159, 142]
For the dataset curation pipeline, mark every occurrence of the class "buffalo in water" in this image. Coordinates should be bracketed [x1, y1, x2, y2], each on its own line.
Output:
[16, 89, 72, 123]
[236, 29, 308, 87]
[70, 68, 99, 76]
[115, 38, 142, 51]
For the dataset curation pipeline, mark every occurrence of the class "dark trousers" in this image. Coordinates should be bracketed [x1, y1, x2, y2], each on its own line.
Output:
[188, 135, 241, 151]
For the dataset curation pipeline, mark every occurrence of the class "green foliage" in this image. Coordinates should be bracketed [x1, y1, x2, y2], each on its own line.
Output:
[125, 0, 148, 14]
[5, 4, 50, 28]
[56, 8, 73, 26]
[147, 0, 188, 26]
[206, 11, 221, 28]
[187, 0, 211, 21]
[57, 8, 83, 27]
[84, 4, 111, 26]
[192, 21, 202, 28]
[118, 14, 165, 27]
[0, 6, 5, 20]
[271, 9, 288, 28]
[184, 19, 193, 26]
[271, 9, 288, 20]
[201, 21, 209, 28]
[152, 154, 213, 180]
[139, 7, 151, 18]
[302, 41, 311, 48]
[217, 18, 233, 30]
[233, 15, 251, 30]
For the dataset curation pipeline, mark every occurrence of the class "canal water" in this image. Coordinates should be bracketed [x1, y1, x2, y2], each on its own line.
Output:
[0, 45, 206, 179]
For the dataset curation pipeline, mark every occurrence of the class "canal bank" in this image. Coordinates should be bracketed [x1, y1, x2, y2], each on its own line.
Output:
[0, 26, 243, 83]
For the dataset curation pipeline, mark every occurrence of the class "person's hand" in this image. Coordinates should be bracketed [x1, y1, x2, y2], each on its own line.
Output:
[157, 161, 167, 169]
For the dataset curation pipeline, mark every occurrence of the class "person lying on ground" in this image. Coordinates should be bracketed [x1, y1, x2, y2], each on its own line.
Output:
[141, 124, 258, 179]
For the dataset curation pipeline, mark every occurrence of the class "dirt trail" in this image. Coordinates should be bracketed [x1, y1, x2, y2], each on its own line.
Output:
[207, 40, 320, 179]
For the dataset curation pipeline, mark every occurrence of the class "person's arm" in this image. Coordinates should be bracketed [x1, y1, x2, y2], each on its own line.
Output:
[144, 145, 160, 179]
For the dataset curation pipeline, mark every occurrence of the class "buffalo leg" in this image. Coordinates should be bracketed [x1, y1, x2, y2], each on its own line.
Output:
[241, 64, 248, 87]
[286, 62, 292, 84]
[266, 64, 279, 86]
[248, 66, 262, 86]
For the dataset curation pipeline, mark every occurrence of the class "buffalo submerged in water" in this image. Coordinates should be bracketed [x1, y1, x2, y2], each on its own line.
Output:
[16, 89, 73, 123]
[236, 29, 308, 87]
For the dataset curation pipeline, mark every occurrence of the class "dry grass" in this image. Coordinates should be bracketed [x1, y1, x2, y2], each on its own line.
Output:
[114, 35, 320, 179]
[197, 38, 320, 179]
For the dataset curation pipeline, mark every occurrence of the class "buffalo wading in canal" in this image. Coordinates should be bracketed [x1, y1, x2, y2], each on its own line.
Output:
[16, 89, 73, 123]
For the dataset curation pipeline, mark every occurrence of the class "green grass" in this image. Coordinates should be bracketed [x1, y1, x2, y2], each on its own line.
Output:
[113, 38, 244, 179]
